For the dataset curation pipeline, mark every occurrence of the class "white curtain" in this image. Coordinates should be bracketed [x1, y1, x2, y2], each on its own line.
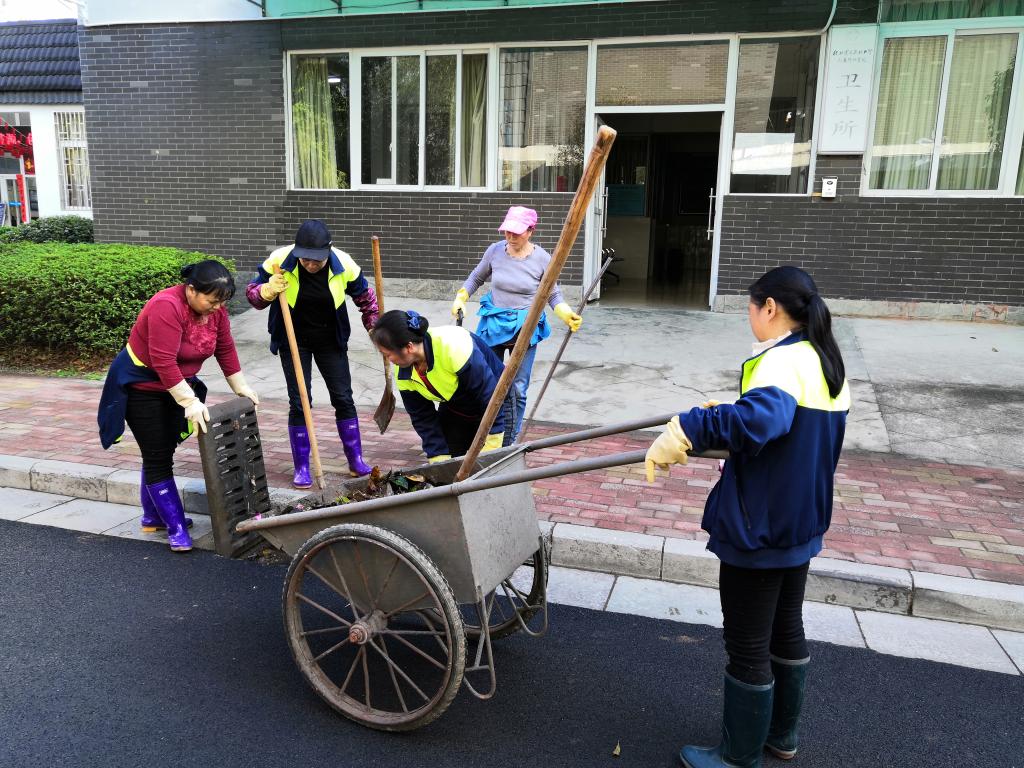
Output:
[937, 33, 1018, 190]
[869, 36, 946, 190]
[460, 54, 487, 187]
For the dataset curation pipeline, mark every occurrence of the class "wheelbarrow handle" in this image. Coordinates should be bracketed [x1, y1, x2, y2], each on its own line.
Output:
[237, 446, 726, 534]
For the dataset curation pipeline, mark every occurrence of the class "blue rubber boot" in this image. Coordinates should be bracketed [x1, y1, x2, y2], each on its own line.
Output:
[140, 471, 192, 532]
[145, 477, 192, 552]
[765, 656, 809, 760]
[288, 426, 313, 489]
[680, 674, 773, 768]
[337, 417, 372, 477]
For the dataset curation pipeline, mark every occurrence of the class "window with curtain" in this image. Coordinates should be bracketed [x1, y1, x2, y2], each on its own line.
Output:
[881, 0, 1024, 21]
[499, 47, 587, 192]
[426, 55, 456, 186]
[868, 32, 1020, 192]
[362, 55, 420, 185]
[461, 53, 488, 187]
[731, 37, 820, 194]
[291, 54, 349, 189]
[869, 36, 945, 190]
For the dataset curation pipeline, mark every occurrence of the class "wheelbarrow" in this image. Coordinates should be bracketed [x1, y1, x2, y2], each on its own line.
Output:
[232, 412, 727, 732]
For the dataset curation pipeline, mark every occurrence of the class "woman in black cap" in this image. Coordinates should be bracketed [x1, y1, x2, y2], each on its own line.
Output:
[246, 219, 379, 486]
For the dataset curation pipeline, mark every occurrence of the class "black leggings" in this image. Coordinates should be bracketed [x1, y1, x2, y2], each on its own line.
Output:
[439, 405, 481, 457]
[124, 387, 185, 484]
[719, 561, 810, 686]
[279, 342, 356, 426]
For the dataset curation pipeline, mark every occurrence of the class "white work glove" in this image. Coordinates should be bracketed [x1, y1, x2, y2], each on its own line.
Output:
[259, 273, 288, 302]
[645, 415, 692, 483]
[168, 380, 210, 434]
[226, 372, 259, 408]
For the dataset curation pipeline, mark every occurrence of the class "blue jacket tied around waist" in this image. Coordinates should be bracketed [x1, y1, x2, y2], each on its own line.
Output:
[679, 333, 850, 569]
[474, 292, 551, 348]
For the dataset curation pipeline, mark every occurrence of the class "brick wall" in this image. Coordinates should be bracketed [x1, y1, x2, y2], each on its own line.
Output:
[718, 155, 1024, 305]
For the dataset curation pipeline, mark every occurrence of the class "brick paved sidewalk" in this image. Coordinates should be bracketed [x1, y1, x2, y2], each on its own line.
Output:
[2, 373, 1023, 586]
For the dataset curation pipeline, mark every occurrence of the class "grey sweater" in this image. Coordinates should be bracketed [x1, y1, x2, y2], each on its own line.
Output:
[462, 241, 565, 310]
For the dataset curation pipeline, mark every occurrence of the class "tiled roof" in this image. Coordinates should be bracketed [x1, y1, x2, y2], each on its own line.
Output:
[0, 20, 81, 104]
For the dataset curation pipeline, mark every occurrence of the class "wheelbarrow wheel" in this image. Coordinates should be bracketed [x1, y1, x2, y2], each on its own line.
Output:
[463, 533, 550, 641]
[282, 522, 466, 731]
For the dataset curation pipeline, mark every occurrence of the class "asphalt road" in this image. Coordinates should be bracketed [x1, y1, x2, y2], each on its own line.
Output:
[2, 519, 1021, 768]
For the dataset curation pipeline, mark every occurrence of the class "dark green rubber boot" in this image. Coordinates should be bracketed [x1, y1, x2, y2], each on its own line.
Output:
[765, 656, 809, 760]
[679, 673, 773, 768]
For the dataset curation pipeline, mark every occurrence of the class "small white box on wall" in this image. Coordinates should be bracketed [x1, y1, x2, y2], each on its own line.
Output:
[822, 178, 838, 198]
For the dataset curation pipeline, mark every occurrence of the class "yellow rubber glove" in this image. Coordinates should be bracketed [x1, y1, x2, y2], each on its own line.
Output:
[645, 415, 692, 483]
[553, 302, 582, 332]
[259, 273, 288, 302]
[428, 454, 451, 464]
[701, 399, 722, 408]
[451, 288, 469, 318]
[226, 372, 259, 408]
[482, 432, 504, 452]
[168, 380, 210, 434]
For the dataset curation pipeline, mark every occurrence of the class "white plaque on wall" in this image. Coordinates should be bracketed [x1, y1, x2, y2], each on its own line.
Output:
[819, 25, 879, 155]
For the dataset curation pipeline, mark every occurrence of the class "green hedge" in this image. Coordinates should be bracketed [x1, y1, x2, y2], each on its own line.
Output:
[0, 215, 94, 244]
[0, 242, 233, 354]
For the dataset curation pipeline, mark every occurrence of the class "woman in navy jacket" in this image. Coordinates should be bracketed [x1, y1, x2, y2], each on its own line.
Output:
[646, 266, 849, 768]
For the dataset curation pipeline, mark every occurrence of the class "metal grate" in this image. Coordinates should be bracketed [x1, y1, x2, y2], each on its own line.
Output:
[197, 397, 272, 558]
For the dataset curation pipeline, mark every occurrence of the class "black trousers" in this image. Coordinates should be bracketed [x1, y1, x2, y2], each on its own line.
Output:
[279, 342, 356, 426]
[124, 387, 185, 484]
[439, 405, 481, 457]
[719, 560, 810, 686]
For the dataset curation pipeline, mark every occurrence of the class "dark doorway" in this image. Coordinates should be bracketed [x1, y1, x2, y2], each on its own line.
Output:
[597, 112, 721, 308]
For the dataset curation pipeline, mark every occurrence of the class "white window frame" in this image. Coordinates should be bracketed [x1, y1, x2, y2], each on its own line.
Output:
[54, 109, 91, 211]
[285, 46, 492, 191]
[861, 18, 1024, 197]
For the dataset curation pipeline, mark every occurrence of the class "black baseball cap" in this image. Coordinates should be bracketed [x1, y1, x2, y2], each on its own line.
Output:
[292, 219, 332, 261]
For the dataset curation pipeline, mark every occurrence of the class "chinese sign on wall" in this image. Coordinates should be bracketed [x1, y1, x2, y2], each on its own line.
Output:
[819, 25, 878, 154]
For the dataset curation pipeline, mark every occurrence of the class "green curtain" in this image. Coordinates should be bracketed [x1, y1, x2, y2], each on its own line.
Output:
[460, 54, 487, 187]
[292, 57, 339, 189]
[937, 33, 1018, 190]
[882, 0, 1024, 21]
[869, 36, 946, 190]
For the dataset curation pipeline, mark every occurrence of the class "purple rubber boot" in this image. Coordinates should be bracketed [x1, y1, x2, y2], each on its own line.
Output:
[337, 417, 372, 477]
[288, 426, 313, 489]
[140, 471, 192, 532]
[145, 477, 192, 552]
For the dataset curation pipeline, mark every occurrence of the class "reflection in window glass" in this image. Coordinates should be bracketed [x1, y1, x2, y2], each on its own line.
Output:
[881, 0, 1024, 22]
[499, 47, 587, 192]
[731, 37, 820, 194]
[361, 56, 419, 185]
[426, 55, 456, 186]
[361, 57, 393, 184]
[869, 36, 946, 190]
[292, 54, 349, 189]
[396, 56, 420, 185]
[461, 53, 488, 187]
[937, 33, 1017, 190]
[596, 43, 728, 106]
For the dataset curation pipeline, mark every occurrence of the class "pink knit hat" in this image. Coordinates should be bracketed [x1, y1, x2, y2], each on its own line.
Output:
[498, 206, 538, 235]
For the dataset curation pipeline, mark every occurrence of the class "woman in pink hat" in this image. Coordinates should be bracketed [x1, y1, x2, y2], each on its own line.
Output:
[451, 205, 582, 445]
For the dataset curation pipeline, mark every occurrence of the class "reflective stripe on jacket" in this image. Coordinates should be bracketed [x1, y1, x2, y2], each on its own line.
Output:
[250, 245, 369, 354]
[680, 333, 850, 569]
[395, 326, 505, 458]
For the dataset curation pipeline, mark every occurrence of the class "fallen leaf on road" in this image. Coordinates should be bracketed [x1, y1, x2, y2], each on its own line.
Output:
[612, 741, 621, 757]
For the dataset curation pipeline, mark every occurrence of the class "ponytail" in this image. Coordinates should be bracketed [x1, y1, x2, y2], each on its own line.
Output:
[372, 309, 430, 352]
[749, 266, 846, 398]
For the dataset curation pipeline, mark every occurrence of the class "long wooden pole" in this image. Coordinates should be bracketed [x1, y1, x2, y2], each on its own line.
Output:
[455, 125, 617, 481]
[516, 254, 614, 443]
[274, 264, 325, 490]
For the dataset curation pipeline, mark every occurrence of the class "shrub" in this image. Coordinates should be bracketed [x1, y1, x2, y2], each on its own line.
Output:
[0, 215, 94, 244]
[0, 242, 233, 354]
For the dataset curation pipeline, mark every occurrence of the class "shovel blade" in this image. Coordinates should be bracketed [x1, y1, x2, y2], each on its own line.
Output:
[374, 390, 396, 433]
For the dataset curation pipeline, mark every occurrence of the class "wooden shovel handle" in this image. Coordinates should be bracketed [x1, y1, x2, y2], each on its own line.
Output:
[274, 263, 324, 489]
[455, 125, 618, 481]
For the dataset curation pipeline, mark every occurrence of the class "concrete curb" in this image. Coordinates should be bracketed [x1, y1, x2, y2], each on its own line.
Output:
[3, 454, 1022, 631]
